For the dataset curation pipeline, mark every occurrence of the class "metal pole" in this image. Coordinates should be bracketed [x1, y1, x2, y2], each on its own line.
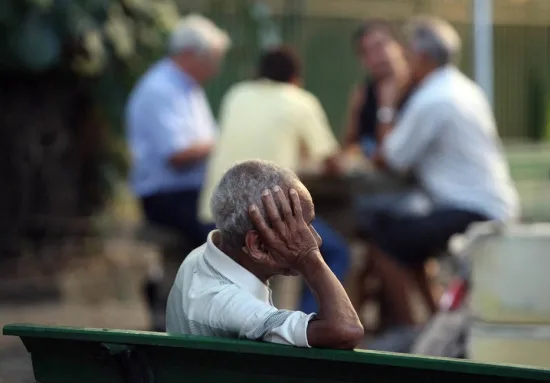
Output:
[473, 0, 494, 107]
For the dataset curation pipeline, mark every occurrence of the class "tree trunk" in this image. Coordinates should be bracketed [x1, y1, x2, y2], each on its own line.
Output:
[0, 70, 107, 263]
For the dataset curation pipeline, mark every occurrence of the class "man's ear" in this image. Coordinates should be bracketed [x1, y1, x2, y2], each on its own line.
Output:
[243, 230, 268, 263]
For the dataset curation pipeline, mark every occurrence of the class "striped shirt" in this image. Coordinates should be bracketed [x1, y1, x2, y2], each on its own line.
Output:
[166, 231, 315, 347]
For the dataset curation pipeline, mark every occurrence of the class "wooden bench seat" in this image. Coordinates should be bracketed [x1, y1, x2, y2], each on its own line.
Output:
[3, 323, 550, 383]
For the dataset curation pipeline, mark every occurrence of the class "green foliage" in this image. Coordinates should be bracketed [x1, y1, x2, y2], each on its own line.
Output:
[0, 0, 185, 197]
[0, 0, 181, 75]
[0, 0, 277, 200]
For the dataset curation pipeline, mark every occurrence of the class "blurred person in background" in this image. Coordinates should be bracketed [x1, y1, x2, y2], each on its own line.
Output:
[126, 14, 230, 247]
[342, 19, 414, 157]
[198, 47, 350, 315]
[371, 16, 519, 273]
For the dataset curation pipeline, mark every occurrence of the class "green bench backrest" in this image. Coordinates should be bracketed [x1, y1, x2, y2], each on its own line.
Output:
[4, 324, 550, 383]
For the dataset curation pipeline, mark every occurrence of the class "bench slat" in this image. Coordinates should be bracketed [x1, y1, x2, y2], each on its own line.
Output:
[4, 323, 550, 382]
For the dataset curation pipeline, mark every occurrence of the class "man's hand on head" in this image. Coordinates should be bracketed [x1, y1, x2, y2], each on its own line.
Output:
[248, 185, 363, 350]
[248, 186, 322, 273]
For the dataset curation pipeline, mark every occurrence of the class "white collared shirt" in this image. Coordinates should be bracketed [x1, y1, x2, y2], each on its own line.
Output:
[166, 231, 316, 347]
[382, 65, 519, 222]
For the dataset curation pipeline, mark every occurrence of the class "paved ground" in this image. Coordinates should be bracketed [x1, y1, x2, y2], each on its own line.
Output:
[0, 302, 148, 383]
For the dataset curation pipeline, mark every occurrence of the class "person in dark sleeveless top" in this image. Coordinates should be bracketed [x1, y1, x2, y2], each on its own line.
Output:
[343, 20, 414, 157]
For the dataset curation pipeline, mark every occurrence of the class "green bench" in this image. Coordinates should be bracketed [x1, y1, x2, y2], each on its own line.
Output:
[4, 324, 550, 383]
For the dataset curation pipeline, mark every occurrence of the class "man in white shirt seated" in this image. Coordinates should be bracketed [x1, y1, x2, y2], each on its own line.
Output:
[367, 16, 519, 268]
[166, 160, 363, 349]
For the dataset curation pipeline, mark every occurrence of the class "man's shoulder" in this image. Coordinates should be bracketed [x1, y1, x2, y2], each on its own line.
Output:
[276, 87, 324, 121]
[416, 73, 488, 117]
[410, 74, 463, 112]
[220, 81, 268, 110]
[130, 62, 184, 100]
[173, 244, 206, 282]
[286, 86, 319, 104]
[175, 246, 264, 314]
[179, 243, 208, 271]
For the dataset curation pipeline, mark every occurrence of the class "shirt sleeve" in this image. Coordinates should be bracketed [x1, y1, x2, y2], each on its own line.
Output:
[135, 87, 197, 159]
[297, 94, 340, 162]
[381, 101, 444, 172]
[209, 285, 316, 347]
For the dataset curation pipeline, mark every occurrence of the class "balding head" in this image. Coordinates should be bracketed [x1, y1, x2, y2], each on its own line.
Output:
[405, 16, 461, 66]
[168, 14, 231, 56]
[168, 14, 231, 84]
[404, 16, 461, 82]
[211, 160, 313, 250]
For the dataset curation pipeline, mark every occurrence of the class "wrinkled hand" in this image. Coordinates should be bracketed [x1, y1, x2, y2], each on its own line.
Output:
[248, 186, 321, 271]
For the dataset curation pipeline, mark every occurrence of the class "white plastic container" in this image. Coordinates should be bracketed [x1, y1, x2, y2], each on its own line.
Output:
[468, 321, 550, 368]
[468, 223, 550, 324]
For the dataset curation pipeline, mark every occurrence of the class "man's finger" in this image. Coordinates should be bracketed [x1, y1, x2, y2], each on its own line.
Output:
[274, 186, 293, 219]
[261, 189, 285, 232]
[289, 189, 303, 220]
[248, 204, 273, 237]
[274, 185, 296, 231]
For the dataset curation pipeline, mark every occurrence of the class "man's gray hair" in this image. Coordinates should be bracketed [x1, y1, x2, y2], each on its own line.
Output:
[211, 160, 310, 249]
[404, 16, 461, 65]
[168, 14, 231, 56]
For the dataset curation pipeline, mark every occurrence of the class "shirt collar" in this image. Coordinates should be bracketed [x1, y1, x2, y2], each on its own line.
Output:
[203, 230, 270, 301]
[163, 58, 198, 88]
[419, 64, 455, 89]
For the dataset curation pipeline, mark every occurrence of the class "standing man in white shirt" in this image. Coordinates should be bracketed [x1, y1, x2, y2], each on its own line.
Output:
[166, 160, 363, 349]
[368, 16, 519, 268]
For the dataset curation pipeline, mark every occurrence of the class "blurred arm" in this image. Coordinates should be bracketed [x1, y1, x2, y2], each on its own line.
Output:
[342, 85, 365, 149]
[378, 101, 444, 172]
[298, 94, 343, 175]
[146, 89, 214, 169]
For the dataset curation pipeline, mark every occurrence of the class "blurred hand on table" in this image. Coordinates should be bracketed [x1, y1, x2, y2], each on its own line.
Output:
[300, 148, 372, 177]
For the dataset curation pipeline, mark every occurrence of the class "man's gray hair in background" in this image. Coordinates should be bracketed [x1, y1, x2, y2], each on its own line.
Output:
[404, 16, 462, 66]
[168, 14, 231, 56]
[211, 160, 310, 250]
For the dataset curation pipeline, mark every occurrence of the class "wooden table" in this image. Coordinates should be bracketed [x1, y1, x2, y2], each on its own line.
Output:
[299, 170, 413, 239]
[299, 170, 435, 332]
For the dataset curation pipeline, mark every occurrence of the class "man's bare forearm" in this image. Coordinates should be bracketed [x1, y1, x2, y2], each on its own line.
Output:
[168, 142, 213, 168]
[299, 252, 363, 349]
[376, 122, 393, 143]
[322, 154, 343, 176]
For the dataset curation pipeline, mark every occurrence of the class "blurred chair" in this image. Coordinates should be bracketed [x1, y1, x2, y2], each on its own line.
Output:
[354, 240, 439, 335]
[134, 223, 194, 332]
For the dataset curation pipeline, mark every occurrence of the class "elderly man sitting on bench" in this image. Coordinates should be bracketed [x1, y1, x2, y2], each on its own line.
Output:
[166, 160, 363, 349]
